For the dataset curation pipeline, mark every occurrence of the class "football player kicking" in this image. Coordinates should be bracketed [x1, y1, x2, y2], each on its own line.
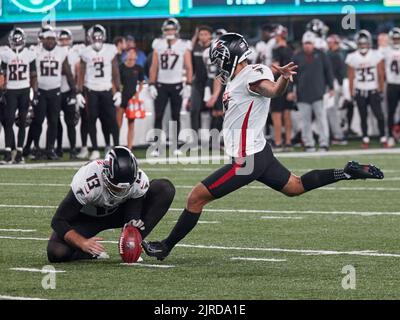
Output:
[47, 146, 175, 263]
[142, 33, 384, 261]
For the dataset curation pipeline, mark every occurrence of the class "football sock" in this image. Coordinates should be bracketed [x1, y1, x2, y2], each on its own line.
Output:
[301, 169, 350, 192]
[163, 208, 201, 250]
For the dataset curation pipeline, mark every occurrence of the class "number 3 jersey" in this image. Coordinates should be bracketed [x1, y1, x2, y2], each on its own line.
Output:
[345, 49, 383, 91]
[80, 44, 117, 91]
[152, 38, 190, 84]
[71, 160, 150, 215]
[0, 47, 36, 90]
[35, 45, 69, 91]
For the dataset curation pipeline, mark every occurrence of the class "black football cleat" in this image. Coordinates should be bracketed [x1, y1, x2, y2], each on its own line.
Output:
[141, 240, 171, 261]
[344, 161, 384, 180]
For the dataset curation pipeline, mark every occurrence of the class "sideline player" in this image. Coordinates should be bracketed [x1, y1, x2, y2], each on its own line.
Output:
[0, 28, 37, 164]
[79, 24, 121, 160]
[47, 146, 175, 262]
[149, 18, 193, 156]
[142, 33, 384, 261]
[381, 27, 400, 147]
[346, 30, 387, 148]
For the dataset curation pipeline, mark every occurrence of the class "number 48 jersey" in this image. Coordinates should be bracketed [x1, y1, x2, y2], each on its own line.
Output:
[71, 160, 150, 216]
[345, 49, 383, 91]
[152, 38, 190, 84]
[381, 47, 400, 85]
[36, 45, 68, 90]
[80, 44, 117, 91]
[0, 47, 36, 90]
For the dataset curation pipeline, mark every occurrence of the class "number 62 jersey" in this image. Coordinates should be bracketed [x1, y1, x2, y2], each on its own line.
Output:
[71, 160, 149, 217]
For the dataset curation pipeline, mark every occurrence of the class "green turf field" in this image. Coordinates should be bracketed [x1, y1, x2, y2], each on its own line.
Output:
[0, 151, 399, 300]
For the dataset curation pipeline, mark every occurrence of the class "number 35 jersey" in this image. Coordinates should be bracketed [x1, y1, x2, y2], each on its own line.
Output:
[80, 44, 117, 91]
[35, 45, 68, 90]
[152, 38, 190, 84]
[345, 49, 383, 91]
[71, 160, 150, 214]
[0, 47, 36, 90]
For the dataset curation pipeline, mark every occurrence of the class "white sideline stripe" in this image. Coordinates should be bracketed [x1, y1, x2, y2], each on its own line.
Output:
[2, 204, 400, 217]
[1, 235, 400, 258]
[0, 228, 36, 232]
[171, 220, 221, 224]
[0, 148, 399, 169]
[0, 295, 47, 300]
[120, 263, 175, 268]
[231, 257, 286, 262]
[177, 244, 400, 258]
[0, 183, 399, 192]
[10, 267, 65, 273]
[261, 216, 304, 220]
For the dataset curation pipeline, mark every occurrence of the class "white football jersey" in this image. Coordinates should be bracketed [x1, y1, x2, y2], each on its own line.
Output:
[381, 47, 400, 85]
[222, 64, 274, 158]
[0, 47, 36, 90]
[314, 37, 328, 52]
[81, 44, 117, 91]
[61, 47, 81, 93]
[255, 38, 276, 67]
[71, 160, 150, 217]
[345, 49, 384, 91]
[36, 45, 68, 90]
[152, 38, 189, 84]
[202, 47, 217, 80]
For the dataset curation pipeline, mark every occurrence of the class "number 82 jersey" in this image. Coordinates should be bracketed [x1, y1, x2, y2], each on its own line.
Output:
[0, 47, 36, 90]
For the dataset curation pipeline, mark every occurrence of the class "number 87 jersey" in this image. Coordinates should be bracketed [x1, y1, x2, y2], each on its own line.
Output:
[80, 43, 117, 91]
[152, 38, 190, 84]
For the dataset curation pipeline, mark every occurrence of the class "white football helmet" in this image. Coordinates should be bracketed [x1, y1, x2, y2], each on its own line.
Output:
[162, 18, 181, 40]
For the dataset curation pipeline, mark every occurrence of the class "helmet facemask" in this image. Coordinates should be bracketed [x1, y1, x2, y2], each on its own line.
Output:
[102, 161, 135, 200]
[92, 32, 105, 51]
[9, 30, 25, 52]
[210, 40, 237, 85]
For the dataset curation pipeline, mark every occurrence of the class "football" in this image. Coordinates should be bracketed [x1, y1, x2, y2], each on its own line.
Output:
[118, 225, 143, 263]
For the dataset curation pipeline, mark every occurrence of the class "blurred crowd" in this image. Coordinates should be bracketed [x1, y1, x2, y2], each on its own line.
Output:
[0, 17, 400, 164]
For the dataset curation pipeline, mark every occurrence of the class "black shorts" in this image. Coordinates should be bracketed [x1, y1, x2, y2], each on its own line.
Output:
[202, 143, 291, 199]
[270, 95, 294, 113]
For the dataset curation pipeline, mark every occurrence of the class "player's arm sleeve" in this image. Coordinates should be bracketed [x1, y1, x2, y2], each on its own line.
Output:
[322, 52, 334, 90]
[247, 65, 275, 95]
[138, 66, 145, 82]
[1, 62, 7, 74]
[51, 189, 83, 239]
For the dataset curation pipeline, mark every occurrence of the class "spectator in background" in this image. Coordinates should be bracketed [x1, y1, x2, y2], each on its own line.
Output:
[118, 48, 145, 150]
[114, 36, 127, 65]
[190, 25, 213, 143]
[125, 35, 147, 68]
[326, 34, 347, 145]
[291, 31, 334, 152]
[255, 23, 277, 67]
[270, 25, 294, 152]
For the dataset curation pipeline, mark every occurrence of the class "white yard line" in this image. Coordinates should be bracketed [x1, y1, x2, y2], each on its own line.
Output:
[1, 235, 400, 258]
[120, 263, 175, 268]
[0, 148, 398, 169]
[231, 257, 287, 262]
[1, 182, 399, 192]
[0, 228, 36, 232]
[10, 267, 65, 273]
[261, 216, 304, 220]
[1, 204, 400, 217]
[0, 295, 47, 300]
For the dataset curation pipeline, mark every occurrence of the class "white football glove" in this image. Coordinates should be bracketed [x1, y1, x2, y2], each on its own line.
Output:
[125, 219, 145, 231]
[113, 91, 122, 108]
[76, 93, 86, 109]
[149, 84, 158, 100]
[180, 84, 192, 100]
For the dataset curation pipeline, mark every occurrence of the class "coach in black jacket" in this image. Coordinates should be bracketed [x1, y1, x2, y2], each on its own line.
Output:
[291, 31, 334, 152]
